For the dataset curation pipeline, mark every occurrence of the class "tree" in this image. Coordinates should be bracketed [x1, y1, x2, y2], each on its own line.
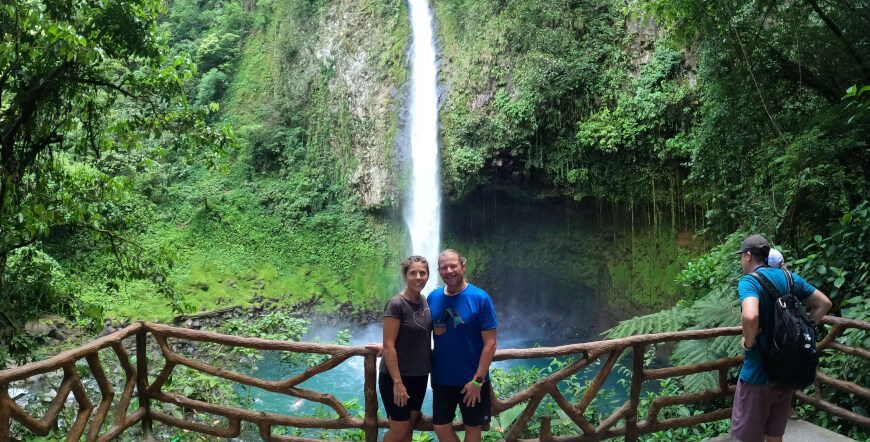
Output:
[0, 0, 234, 331]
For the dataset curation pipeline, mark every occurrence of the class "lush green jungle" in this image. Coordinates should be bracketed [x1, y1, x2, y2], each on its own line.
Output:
[1, 0, 869, 440]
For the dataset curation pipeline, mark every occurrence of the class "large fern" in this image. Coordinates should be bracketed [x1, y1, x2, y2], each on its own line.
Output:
[605, 287, 743, 392]
[604, 304, 693, 339]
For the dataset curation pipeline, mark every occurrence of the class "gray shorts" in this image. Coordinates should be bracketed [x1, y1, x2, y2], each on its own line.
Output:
[730, 379, 794, 442]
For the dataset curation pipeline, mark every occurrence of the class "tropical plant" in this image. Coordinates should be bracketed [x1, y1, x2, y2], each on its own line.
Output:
[0, 0, 234, 341]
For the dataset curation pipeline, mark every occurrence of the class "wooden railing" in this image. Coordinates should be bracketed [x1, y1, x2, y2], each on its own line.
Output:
[1, 316, 868, 441]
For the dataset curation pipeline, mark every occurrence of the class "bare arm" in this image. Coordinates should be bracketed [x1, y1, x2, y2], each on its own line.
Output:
[475, 328, 498, 380]
[741, 297, 760, 349]
[382, 317, 409, 406]
[804, 289, 832, 323]
[461, 328, 498, 407]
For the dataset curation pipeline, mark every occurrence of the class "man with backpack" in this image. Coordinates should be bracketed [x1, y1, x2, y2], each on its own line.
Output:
[731, 234, 832, 442]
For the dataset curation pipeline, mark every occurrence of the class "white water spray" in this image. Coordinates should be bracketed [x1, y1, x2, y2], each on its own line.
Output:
[404, 0, 441, 294]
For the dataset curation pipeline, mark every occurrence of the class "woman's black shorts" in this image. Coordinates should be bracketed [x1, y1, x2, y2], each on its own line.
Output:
[378, 373, 429, 421]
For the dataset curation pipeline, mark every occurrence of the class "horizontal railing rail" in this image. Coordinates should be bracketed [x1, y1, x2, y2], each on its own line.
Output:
[0, 316, 867, 441]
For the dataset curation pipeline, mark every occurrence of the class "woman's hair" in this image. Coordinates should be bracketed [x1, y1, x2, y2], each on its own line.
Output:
[401, 255, 429, 277]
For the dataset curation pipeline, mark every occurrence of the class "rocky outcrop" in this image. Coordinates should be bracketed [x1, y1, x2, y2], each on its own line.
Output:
[315, 3, 403, 208]
[270, 0, 407, 209]
[23, 315, 69, 343]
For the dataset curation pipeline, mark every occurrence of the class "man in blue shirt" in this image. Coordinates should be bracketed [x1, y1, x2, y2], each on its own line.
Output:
[429, 249, 498, 442]
[731, 235, 831, 442]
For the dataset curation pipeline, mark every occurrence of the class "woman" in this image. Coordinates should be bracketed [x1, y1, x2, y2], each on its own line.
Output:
[367, 256, 432, 441]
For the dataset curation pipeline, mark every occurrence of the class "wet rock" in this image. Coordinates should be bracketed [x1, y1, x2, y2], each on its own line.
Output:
[49, 328, 68, 341]
[43, 389, 57, 402]
[24, 321, 52, 339]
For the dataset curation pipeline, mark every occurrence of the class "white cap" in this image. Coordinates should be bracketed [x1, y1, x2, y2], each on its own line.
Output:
[767, 248, 784, 268]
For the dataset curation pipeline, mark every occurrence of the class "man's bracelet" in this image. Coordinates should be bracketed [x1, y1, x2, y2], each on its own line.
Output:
[471, 378, 483, 387]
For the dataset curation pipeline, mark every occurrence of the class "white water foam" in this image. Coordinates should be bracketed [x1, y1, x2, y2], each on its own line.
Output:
[404, 0, 441, 295]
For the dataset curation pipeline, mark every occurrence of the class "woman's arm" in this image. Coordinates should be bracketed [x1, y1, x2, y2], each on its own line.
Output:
[382, 317, 409, 407]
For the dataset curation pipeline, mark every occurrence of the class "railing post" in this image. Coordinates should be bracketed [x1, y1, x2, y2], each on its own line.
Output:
[364, 353, 378, 442]
[625, 344, 645, 441]
[540, 414, 552, 442]
[136, 321, 153, 439]
[0, 386, 10, 441]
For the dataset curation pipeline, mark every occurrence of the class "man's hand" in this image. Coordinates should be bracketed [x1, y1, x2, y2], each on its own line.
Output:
[740, 329, 761, 351]
[461, 381, 482, 407]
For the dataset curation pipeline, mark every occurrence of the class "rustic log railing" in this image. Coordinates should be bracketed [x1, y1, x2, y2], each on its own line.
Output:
[0, 316, 867, 441]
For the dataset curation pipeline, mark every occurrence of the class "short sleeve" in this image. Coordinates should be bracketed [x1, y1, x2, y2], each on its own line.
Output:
[383, 297, 404, 320]
[791, 273, 818, 301]
[738, 276, 761, 304]
[479, 295, 498, 331]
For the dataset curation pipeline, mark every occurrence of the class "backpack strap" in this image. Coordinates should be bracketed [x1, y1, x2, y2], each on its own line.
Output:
[782, 269, 795, 297]
[749, 271, 783, 300]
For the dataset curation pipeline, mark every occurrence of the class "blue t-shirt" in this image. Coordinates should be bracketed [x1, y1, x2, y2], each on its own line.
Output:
[429, 283, 498, 386]
[738, 268, 817, 384]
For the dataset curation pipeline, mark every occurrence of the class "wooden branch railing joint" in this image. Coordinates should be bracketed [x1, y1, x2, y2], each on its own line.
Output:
[0, 316, 866, 441]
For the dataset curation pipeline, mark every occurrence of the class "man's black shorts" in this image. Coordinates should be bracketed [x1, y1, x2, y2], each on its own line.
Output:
[432, 382, 491, 426]
[378, 373, 428, 421]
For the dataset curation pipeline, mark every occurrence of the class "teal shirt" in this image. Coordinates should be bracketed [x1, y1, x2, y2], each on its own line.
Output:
[738, 268, 817, 384]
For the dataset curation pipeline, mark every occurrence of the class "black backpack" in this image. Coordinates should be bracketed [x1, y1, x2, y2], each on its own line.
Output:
[749, 270, 819, 389]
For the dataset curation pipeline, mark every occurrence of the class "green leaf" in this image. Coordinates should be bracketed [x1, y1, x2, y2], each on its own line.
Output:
[814, 235, 823, 242]
[843, 85, 857, 99]
[834, 277, 845, 288]
[816, 265, 827, 275]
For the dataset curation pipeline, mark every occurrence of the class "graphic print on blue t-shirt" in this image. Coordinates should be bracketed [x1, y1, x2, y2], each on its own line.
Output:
[429, 283, 497, 386]
[738, 267, 817, 385]
[433, 308, 465, 335]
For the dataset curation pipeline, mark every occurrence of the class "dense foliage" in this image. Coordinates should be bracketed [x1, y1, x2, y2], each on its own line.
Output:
[0, 0, 233, 354]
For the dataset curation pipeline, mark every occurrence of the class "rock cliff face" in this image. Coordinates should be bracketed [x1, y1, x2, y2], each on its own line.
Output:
[313, 2, 405, 208]
[431, 2, 697, 202]
[233, 0, 409, 209]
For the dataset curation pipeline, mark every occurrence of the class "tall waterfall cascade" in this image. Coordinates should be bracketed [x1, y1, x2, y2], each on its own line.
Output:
[404, 0, 441, 294]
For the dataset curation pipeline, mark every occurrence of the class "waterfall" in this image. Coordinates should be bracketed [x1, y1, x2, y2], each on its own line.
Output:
[404, 0, 441, 294]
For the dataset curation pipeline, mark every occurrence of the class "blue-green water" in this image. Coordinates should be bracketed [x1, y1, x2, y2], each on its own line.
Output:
[232, 322, 647, 439]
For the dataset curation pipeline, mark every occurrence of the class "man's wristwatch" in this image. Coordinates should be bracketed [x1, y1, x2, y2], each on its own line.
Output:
[471, 376, 485, 387]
